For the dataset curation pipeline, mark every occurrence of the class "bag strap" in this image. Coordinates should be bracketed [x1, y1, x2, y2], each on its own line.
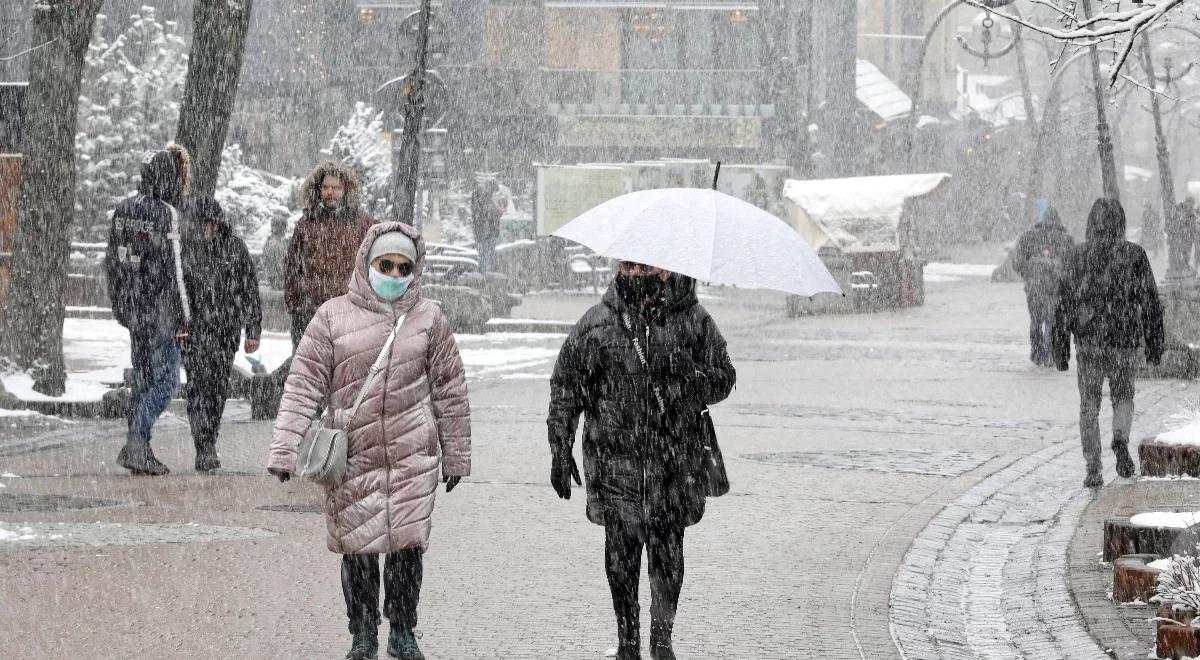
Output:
[332, 313, 407, 430]
[164, 202, 191, 324]
[621, 312, 666, 415]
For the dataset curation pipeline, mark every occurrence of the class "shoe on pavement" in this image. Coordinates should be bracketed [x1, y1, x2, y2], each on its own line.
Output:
[650, 619, 675, 660]
[116, 441, 170, 476]
[1084, 471, 1104, 488]
[194, 444, 221, 472]
[1113, 442, 1136, 478]
[346, 632, 378, 660]
[615, 645, 642, 660]
[387, 627, 424, 660]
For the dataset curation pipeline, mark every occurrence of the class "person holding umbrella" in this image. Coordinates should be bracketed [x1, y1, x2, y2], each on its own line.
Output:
[548, 259, 736, 660]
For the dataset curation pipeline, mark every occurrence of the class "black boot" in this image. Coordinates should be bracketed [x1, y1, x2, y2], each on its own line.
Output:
[117, 436, 170, 476]
[616, 607, 641, 660]
[194, 440, 220, 472]
[1084, 462, 1103, 488]
[1113, 439, 1136, 478]
[387, 626, 424, 660]
[650, 619, 676, 660]
[346, 631, 378, 660]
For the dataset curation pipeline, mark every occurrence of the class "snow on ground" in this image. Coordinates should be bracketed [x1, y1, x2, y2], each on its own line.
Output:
[1148, 558, 1175, 571]
[2, 319, 563, 402]
[1128, 511, 1200, 528]
[0, 524, 40, 543]
[924, 263, 998, 283]
[1157, 421, 1200, 446]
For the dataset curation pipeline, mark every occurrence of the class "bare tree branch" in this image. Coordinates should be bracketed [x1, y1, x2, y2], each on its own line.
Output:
[0, 37, 60, 62]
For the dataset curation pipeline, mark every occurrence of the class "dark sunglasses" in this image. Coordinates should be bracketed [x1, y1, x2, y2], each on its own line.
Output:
[376, 259, 413, 277]
[618, 261, 653, 271]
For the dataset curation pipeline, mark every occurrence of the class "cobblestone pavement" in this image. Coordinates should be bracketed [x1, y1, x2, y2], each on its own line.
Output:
[1, 277, 1194, 659]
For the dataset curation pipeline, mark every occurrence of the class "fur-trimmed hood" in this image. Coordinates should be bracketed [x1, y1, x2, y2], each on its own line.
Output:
[299, 161, 363, 213]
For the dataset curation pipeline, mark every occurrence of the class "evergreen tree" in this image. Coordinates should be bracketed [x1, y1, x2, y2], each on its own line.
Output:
[323, 102, 394, 220]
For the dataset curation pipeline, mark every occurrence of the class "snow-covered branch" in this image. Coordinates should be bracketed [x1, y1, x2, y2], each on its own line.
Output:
[962, 0, 1186, 86]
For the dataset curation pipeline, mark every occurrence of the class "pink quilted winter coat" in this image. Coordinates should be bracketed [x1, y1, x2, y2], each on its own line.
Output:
[268, 222, 471, 554]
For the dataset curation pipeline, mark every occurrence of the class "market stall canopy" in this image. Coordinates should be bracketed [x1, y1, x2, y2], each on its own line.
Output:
[781, 173, 951, 253]
[857, 59, 912, 122]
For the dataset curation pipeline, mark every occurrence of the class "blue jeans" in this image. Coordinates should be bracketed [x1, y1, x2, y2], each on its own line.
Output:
[127, 324, 180, 441]
[478, 236, 498, 273]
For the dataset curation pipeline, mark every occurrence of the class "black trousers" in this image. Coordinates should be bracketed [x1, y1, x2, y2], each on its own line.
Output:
[342, 549, 424, 634]
[605, 521, 685, 646]
[181, 339, 235, 451]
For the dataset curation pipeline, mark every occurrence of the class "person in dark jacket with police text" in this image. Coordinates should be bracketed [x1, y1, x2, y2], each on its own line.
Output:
[104, 147, 193, 476]
[1011, 207, 1074, 366]
[181, 196, 262, 472]
[1054, 198, 1164, 487]
[548, 262, 736, 660]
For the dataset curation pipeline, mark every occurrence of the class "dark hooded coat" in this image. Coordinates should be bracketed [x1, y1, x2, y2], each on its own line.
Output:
[1011, 209, 1074, 296]
[548, 275, 736, 529]
[104, 150, 189, 331]
[1053, 199, 1165, 368]
[181, 197, 262, 350]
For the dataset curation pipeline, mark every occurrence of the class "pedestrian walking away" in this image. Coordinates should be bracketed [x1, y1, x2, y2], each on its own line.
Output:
[269, 222, 471, 660]
[548, 261, 736, 660]
[1011, 206, 1074, 367]
[1053, 198, 1164, 488]
[284, 161, 375, 348]
[470, 178, 503, 273]
[181, 195, 262, 472]
[103, 145, 193, 476]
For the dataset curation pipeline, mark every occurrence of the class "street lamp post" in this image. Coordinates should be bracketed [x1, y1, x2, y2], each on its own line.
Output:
[1140, 33, 1192, 278]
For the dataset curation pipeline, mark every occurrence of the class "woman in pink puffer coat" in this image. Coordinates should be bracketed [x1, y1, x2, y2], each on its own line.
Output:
[268, 222, 470, 660]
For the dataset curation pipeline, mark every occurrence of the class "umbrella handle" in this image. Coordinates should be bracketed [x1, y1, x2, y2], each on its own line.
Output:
[712, 162, 721, 190]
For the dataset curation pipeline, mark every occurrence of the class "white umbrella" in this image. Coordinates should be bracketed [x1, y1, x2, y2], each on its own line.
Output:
[553, 187, 843, 297]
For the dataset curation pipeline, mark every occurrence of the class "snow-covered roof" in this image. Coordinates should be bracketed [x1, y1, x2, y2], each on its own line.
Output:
[781, 173, 951, 252]
[856, 59, 912, 122]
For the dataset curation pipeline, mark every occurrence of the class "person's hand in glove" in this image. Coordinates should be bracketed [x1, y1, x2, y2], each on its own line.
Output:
[268, 468, 291, 483]
[550, 446, 582, 499]
[443, 475, 462, 493]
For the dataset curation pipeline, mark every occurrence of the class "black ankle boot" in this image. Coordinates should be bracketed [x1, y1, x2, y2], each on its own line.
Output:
[1112, 439, 1135, 478]
[387, 626, 424, 660]
[194, 441, 220, 472]
[650, 619, 676, 660]
[117, 435, 169, 476]
[346, 631, 378, 660]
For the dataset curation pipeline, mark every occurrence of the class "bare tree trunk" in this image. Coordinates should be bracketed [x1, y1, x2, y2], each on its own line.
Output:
[1, 0, 103, 396]
[175, 0, 253, 199]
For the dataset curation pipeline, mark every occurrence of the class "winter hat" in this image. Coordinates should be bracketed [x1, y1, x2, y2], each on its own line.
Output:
[192, 196, 224, 223]
[368, 231, 418, 265]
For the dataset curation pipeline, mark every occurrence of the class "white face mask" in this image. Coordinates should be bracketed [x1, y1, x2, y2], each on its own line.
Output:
[369, 268, 414, 301]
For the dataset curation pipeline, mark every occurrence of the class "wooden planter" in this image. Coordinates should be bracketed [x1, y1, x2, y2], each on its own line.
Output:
[1157, 605, 1200, 660]
[1104, 517, 1198, 562]
[1113, 554, 1163, 603]
[1141, 440, 1200, 478]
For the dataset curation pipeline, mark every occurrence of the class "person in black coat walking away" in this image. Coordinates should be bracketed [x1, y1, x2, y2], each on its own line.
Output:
[1053, 198, 1164, 488]
[1011, 207, 1075, 366]
[548, 261, 736, 660]
[181, 196, 262, 471]
[104, 146, 193, 476]
[470, 178, 503, 273]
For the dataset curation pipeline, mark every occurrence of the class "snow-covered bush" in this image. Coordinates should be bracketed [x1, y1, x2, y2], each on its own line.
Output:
[74, 9, 188, 241]
[323, 102, 393, 220]
[1153, 552, 1200, 618]
[214, 144, 297, 252]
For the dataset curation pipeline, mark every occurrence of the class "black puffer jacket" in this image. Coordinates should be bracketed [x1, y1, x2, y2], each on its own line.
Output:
[548, 276, 736, 529]
[1011, 208, 1074, 295]
[104, 150, 188, 331]
[181, 198, 262, 350]
[1053, 198, 1164, 368]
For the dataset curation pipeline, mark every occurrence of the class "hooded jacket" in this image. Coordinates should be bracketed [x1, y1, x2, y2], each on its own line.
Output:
[181, 198, 262, 349]
[269, 222, 471, 554]
[283, 163, 374, 313]
[1053, 198, 1164, 367]
[548, 275, 736, 529]
[1011, 208, 1074, 295]
[104, 150, 190, 331]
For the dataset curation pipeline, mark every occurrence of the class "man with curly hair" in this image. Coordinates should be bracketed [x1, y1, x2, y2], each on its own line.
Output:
[284, 161, 376, 347]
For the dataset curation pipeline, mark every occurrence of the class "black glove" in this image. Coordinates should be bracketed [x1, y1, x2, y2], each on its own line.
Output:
[269, 469, 291, 483]
[550, 446, 582, 500]
[443, 475, 462, 493]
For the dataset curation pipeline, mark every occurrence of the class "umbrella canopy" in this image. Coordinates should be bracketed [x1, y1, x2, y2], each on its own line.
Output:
[553, 188, 842, 297]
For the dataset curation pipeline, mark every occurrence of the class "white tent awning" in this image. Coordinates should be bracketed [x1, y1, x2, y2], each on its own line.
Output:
[856, 59, 913, 122]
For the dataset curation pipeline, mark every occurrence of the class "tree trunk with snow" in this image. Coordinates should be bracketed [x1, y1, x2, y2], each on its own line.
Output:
[175, 0, 253, 199]
[1, 0, 104, 396]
